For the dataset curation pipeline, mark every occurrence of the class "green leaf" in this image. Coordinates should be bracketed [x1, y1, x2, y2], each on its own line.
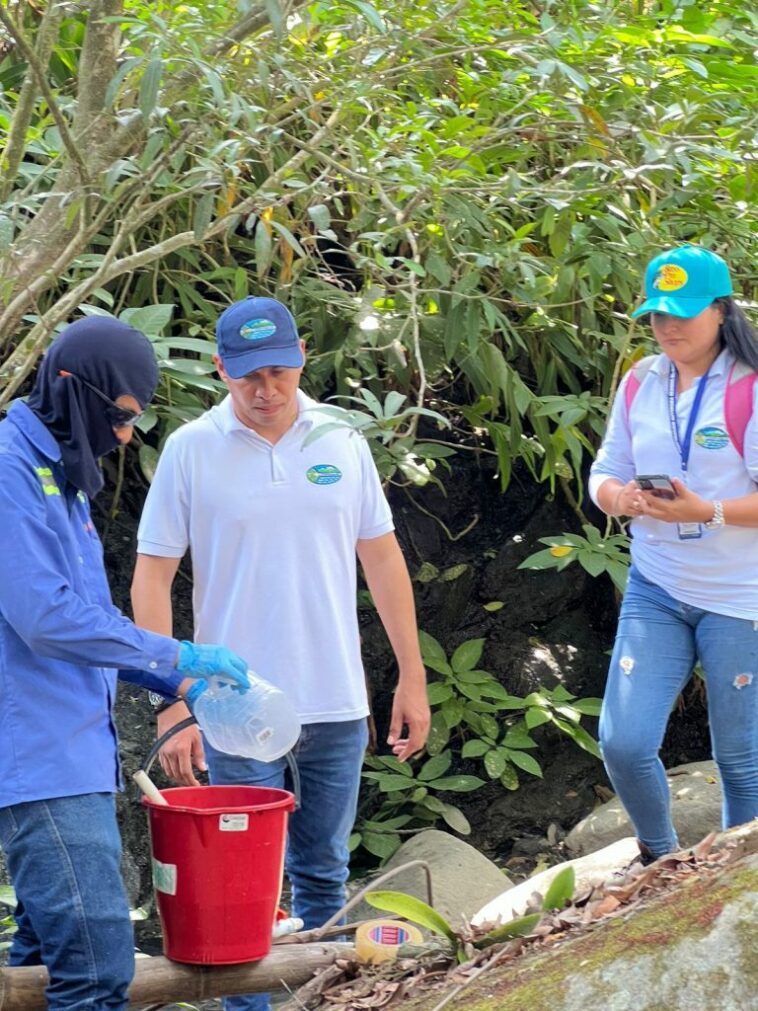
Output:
[425, 711, 450, 756]
[553, 720, 601, 759]
[427, 681, 454, 705]
[373, 773, 417, 793]
[419, 631, 447, 665]
[542, 866, 575, 911]
[475, 912, 541, 949]
[461, 739, 489, 758]
[440, 803, 471, 835]
[450, 639, 484, 673]
[571, 698, 602, 716]
[500, 764, 520, 791]
[484, 750, 506, 779]
[427, 775, 485, 793]
[525, 708, 551, 729]
[193, 191, 215, 240]
[365, 891, 456, 942]
[264, 0, 284, 37]
[270, 219, 306, 257]
[417, 751, 452, 782]
[362, 831, 402, 860]
[139, 58, 163, 121]
[343, 1, 387, 34]
[254, 221, 273, 278]
[502, 728, 537, 749]
[507, 750, 543, 778]
[120, 304, 174, 336]
[138, 445, 159, 484]
[308, 204, 331, 232]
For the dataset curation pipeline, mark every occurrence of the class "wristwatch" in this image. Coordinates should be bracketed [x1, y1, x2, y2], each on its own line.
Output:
[148, 691, 180, 714]
[704, 500, 725, 530]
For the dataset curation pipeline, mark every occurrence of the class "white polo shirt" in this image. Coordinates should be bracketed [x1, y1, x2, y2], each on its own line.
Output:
[137, 391, 394, 721]
[589, 349, 758, 619]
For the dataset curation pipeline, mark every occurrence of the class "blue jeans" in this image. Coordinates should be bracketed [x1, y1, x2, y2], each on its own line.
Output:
[205, 718, 369, 1011]
[0, 793, 134, 1010]
[600, 567, 758, 857]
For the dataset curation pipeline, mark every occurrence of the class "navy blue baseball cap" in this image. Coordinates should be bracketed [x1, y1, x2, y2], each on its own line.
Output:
[215, 297, 305, 378]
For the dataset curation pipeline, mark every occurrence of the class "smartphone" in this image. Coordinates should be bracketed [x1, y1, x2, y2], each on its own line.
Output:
[635, 474, 677, 500]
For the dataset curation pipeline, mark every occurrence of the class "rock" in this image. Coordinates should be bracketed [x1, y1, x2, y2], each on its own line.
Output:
[411, 822, 758, 1011]
[472, 836, 641, 925]
[349, 830, 512, 928]
[565, 760, 723, 855]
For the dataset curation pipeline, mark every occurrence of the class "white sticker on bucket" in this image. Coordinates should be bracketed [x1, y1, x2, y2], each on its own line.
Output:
[220, 813, 249, 832]
[152, 858, 177, 896]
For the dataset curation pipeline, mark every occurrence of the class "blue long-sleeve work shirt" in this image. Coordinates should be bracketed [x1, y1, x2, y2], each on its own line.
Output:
[0, 402, 183, 806]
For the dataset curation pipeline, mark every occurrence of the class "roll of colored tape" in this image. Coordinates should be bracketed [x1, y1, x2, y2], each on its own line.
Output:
[355, 919, 424, 964]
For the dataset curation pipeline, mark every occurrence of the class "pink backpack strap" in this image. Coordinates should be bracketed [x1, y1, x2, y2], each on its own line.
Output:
[623, 355, 658, 419]
[724, 361, 757, 458]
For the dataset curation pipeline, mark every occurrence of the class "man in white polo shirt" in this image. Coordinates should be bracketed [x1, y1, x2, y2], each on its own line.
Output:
[131, 296, 429, 1011]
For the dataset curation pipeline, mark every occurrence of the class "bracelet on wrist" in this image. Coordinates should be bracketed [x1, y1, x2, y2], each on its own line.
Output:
[704, 499, 725, 530]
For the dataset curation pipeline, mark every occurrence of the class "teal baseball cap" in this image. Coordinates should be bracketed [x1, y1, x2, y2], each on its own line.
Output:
[631, 245, 733, 319]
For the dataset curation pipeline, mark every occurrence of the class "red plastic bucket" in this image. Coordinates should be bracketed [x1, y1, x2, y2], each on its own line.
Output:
[142, 785, 295, 964]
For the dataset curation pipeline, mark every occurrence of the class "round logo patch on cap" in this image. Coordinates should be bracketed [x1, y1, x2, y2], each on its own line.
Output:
[307, 464, 342, 485]
[694, 426, 729, 451]
[240, 318, 277, 341]
[653, 264, 688, 292]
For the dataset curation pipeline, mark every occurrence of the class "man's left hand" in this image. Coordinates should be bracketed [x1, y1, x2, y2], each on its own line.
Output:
[388, 676, 430, 762]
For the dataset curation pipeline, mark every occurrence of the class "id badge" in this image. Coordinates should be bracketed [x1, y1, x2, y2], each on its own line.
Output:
[678, 522, 702, 540]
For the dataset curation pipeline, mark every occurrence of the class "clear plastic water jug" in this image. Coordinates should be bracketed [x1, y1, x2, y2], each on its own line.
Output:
[192, 671, 300, 762]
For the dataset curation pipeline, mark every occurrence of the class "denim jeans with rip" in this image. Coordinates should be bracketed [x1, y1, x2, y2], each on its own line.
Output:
[600, 567, 758, 857]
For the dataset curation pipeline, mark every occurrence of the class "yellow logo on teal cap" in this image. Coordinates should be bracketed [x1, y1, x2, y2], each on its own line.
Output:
[653, 264, 688, 292]
[307, 464, 342, 485]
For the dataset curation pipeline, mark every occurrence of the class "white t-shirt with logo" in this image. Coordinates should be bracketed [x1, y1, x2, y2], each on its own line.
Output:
[589, 349, 758, 619]
[137, 391, 394, 721]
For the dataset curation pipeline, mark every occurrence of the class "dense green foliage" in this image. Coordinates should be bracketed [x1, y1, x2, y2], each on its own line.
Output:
[1, 0, 755, 861]
[1, 0, 755, 490]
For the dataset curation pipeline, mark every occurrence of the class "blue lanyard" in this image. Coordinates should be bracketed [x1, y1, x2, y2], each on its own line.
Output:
[667, 363, 711, 474]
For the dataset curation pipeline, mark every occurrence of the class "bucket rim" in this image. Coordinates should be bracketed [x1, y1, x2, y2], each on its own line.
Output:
[141, 784, 296, 814]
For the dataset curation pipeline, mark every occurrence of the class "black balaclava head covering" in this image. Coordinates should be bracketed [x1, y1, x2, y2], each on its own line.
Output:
[26, 317, 159, 498]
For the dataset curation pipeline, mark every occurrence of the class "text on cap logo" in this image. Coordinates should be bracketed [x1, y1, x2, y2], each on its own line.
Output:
[653, 264, 688, 292]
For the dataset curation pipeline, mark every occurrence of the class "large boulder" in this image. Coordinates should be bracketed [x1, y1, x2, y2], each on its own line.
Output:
[408, 822, 758, 1011]
[349, 830, 512, 927]
[565, 760, 723, 855]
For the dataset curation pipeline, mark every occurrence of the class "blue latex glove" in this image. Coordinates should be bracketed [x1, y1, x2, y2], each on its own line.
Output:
[176, 641, 249, 692]
[185, 678, 208, 708]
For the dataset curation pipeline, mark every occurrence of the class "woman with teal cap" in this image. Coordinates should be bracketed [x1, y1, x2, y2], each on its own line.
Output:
[589, 244, 758, 866]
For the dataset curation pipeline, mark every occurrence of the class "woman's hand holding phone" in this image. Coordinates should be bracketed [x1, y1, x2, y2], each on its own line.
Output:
[636, 477, 713, 524]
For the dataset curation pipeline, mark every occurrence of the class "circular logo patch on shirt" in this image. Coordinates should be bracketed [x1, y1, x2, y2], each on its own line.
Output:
[307, 464, 342, 485]
[653, 264, 688, 292]
[240, 318, 277, 341]
[694, 426, 729, 450]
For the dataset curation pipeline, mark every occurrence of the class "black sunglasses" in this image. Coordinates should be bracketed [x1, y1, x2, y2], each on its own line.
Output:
[59, 370, 144, 427]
